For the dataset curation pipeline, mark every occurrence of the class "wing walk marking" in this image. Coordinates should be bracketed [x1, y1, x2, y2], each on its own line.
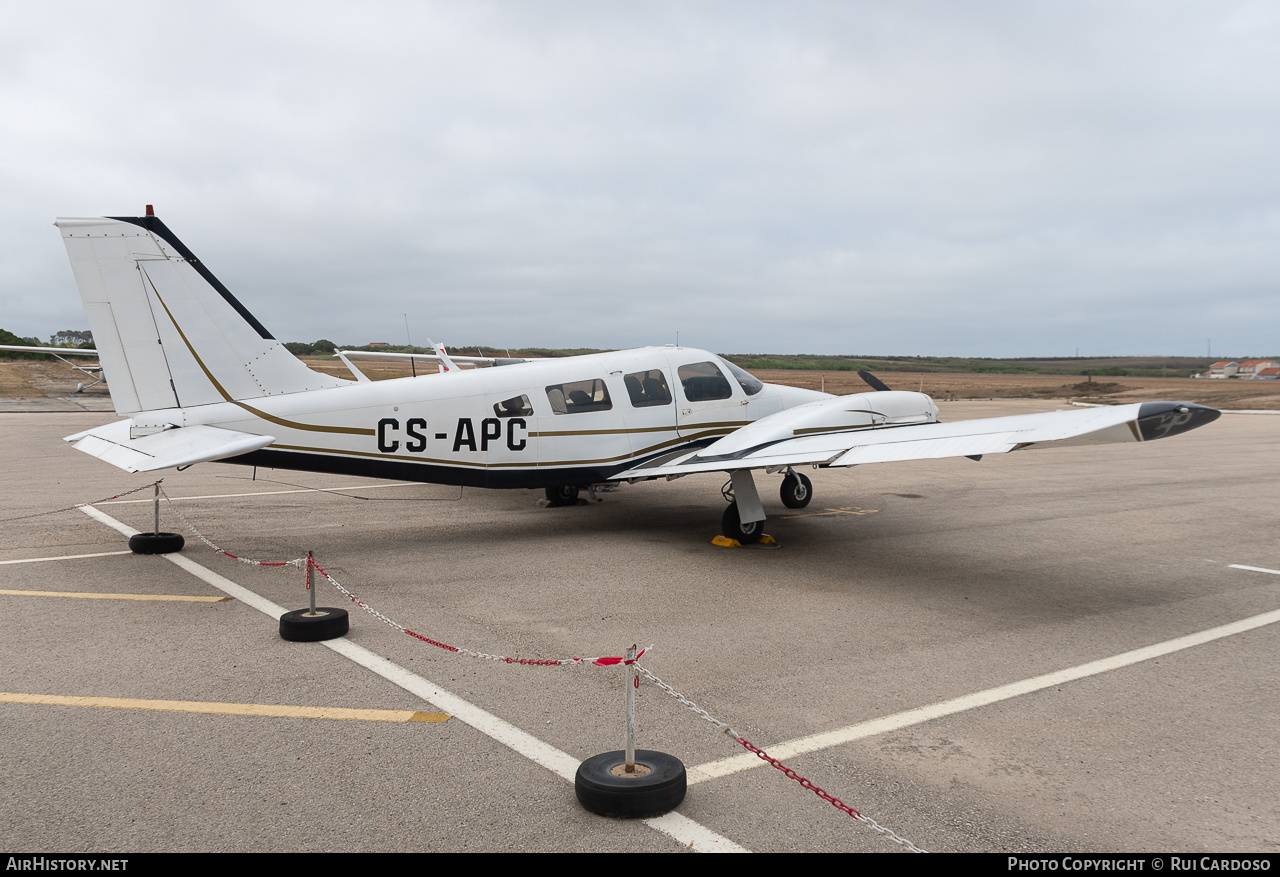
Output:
[141, 267, 373, 436]
[0, 550, 132, 565]
[687, 603, 1280, 785]
[0, 692, 448, 722]
[780, 507, 879, 519]
[0, 588, 230, 602]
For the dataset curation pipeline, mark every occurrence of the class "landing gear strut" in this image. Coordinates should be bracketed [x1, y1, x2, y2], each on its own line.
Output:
[720, 469, 767, 544]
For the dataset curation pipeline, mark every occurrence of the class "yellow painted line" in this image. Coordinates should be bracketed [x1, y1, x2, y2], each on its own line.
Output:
[0, 550, 132, 565]
[0, 589, 230, 602]
[0, 692, 450, 723]
[781, 507, 880, 519]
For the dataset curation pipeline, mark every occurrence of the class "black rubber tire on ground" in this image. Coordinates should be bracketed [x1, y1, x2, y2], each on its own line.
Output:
[545, 485, 580, 506]
[575, 750, 687, 818]
[780, 471, 813, 509]
[128, 532, 185, 554]
[721, 502, 764, 544]
[279, 607, 350, 642]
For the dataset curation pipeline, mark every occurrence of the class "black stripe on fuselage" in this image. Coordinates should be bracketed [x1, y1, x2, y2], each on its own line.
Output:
[224, 436, 723, 489]
[109, 215, 275, 341]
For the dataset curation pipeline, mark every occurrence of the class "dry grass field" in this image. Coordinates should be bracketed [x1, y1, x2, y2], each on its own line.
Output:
[4, 356, 1277, 409]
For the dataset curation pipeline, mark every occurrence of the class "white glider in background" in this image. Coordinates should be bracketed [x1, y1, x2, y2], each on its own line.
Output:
[51, 211, 1220, 541]
[0, 344, 105, 392]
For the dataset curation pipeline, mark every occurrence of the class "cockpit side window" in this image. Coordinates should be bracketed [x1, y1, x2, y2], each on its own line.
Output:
[545, 378, 612, 414]
[721, 359, 763, 396]
[494, 394, 534, 417]
[624, 369, 673, 408]
[677, 361, 734, 402]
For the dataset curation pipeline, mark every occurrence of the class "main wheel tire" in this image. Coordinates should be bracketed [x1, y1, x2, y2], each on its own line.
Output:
[128, 532, 185, 554]
[780, 471, 813, 509]
[545, 485, 580, 506]
[721, 503, 764, 544]
[279, 607, 350, 642]
[575, 750, 687, 818]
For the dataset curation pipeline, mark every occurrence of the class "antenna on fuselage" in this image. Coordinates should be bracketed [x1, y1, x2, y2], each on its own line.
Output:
[404, 314, 416, 377]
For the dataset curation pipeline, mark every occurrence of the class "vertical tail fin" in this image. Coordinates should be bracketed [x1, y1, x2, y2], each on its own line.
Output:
[55, 214, 347, 415]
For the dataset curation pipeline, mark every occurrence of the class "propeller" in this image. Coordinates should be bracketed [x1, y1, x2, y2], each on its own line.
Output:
[857, 370, 891, 392]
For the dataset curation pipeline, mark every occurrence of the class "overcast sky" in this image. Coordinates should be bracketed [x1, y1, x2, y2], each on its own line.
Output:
[2, 2, 1276, 357]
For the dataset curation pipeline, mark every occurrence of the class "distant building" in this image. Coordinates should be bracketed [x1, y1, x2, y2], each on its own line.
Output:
[1238, 359, 1280, 378]
[1196, 359, 1279, 379]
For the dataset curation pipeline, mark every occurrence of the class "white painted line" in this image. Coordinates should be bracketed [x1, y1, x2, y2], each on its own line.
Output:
[79, 505, 746, 853]
[0, 550, 132, 565]
[100, 482, 421, 504]
[1230, 564, 1280, 576]
[690, 605, 1280, 784]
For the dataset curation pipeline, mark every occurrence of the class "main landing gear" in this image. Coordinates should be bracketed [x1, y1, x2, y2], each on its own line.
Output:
[545, 485, 580, 506]
[721, 468, 815, 543]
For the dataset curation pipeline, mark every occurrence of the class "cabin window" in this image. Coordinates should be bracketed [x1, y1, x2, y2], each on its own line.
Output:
[678, 362, 734, 402]
[624, 369, 672, 408]
[722, 360, 763, 396]
[493, 394, 534, 417]
[545, 378, 612, 414]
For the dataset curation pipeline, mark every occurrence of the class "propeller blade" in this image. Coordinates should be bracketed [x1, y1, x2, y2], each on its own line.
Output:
[857, 370, 892, 392]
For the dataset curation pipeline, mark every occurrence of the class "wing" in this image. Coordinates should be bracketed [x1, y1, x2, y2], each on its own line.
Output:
[615, 400, 1220, 480]
[65, 420, 275, 473]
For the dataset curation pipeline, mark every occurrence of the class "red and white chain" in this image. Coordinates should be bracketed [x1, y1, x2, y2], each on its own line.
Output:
[154, 488, 923, 849]
[0, 480, 163, 524]
[635, 664, 926, 853]
[307, 555, 647, 668]
[160, 487, 306, 569]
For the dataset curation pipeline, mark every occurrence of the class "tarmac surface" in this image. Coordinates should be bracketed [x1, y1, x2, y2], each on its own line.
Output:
[2, 398, 1277, 853]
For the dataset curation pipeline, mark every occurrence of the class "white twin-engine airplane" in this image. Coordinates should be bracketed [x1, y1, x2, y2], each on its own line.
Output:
[55, 212, 1219, 543]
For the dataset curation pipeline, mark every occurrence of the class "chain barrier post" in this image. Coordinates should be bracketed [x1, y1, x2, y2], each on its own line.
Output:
[307, 550, 316, 615]
[624, 644, 637, 773]
[127, 480, 184, 555]
[573, 643, 687, 818]
[278, 552, 349, 642]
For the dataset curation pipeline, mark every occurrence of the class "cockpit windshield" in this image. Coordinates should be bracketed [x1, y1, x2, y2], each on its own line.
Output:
[720, 358, 763, 396]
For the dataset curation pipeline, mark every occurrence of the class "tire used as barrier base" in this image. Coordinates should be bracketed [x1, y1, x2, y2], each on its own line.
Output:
[575, 749, 687, 818]
[128, 532, 185, 555]
[279, 607, 350, 642]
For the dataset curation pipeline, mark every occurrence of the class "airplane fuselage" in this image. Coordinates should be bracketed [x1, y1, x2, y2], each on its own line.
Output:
[149, 346, 916, 489]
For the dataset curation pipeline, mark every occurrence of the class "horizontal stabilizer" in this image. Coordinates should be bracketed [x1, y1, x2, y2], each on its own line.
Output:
[64, 420, 275, 473]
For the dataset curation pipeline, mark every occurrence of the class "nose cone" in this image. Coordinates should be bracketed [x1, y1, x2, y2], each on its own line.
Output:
[1136, 402, 1221, 441]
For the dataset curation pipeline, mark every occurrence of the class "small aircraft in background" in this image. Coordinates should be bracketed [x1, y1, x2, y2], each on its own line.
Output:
[51, 211, 1220, 542]
[0, 344, 105, 392]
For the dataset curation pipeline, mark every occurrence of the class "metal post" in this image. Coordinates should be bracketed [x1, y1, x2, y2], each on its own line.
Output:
[307, 550, 316, 616]
[624, 643, 637, 773]
[152, 483, 160, 536]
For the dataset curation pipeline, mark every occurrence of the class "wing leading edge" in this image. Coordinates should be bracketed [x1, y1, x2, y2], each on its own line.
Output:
[615, 401, 1220, 479]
